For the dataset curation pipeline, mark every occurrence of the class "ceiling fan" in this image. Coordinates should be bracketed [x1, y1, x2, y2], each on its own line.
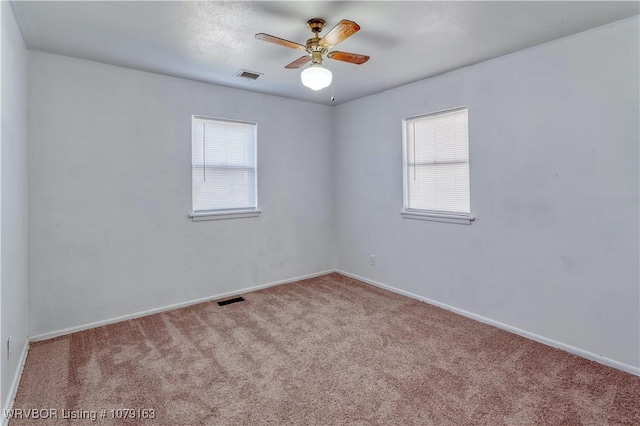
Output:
[255, 18, 370, 91]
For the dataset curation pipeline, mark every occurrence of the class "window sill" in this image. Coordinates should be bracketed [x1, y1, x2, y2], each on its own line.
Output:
[401, 210, 474, 225]
[190, 210, 261, 222]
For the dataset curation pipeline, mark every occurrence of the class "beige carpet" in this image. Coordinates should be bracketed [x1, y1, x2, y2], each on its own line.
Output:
[10, 273, 640, 425]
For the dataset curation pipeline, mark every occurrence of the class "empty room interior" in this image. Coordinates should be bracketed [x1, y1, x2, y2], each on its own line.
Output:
[1, 1, 639, 424]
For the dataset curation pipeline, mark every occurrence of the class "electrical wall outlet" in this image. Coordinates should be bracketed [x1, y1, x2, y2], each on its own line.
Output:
[370, 255, 376, 266]
[7, 336, 12, 360]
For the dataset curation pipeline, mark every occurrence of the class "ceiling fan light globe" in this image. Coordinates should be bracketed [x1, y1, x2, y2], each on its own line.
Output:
[301, 64, 332, 90]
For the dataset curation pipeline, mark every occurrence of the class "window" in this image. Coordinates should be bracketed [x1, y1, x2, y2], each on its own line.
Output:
[402, 107, 473, 224]
[191, 116, 259, 221]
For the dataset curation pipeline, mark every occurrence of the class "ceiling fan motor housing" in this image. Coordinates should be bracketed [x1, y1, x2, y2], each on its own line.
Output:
[307, 46, 327, 64]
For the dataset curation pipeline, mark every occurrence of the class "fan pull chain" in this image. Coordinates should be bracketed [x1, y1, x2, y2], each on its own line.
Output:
[331, 82, 335, 102]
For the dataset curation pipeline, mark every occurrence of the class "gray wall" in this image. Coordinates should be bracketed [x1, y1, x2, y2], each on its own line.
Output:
[28, 51, 336, 336]
[334, 17, 639, 369]
[1, 1, 29, 412]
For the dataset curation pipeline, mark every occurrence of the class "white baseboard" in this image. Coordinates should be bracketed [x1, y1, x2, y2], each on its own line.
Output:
[337, 270, 640, 377]
[2, 340, 29, 426]
[30, 270, 335, 342]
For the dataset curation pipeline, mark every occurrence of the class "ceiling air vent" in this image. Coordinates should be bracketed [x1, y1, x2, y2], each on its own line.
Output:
[236, 70, 263, 80]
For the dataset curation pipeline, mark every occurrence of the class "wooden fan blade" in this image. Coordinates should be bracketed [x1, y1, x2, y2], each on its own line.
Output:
[327, 51, 370, 65]
[285, 56, 311, 69]
[255, 33, 306, 51]
[319, 20, 360, 48]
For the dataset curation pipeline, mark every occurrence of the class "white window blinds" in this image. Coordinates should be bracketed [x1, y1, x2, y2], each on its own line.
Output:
[192, 116, 257, 213]
[403, 107, 470, 215]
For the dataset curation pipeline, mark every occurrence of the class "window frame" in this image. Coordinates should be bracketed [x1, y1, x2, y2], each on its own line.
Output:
[189, 115, 261, 222]
[401, 106, 474, 225]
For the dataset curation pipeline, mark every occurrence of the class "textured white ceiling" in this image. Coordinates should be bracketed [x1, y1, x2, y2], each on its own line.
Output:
[11, 1, 640, 105]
